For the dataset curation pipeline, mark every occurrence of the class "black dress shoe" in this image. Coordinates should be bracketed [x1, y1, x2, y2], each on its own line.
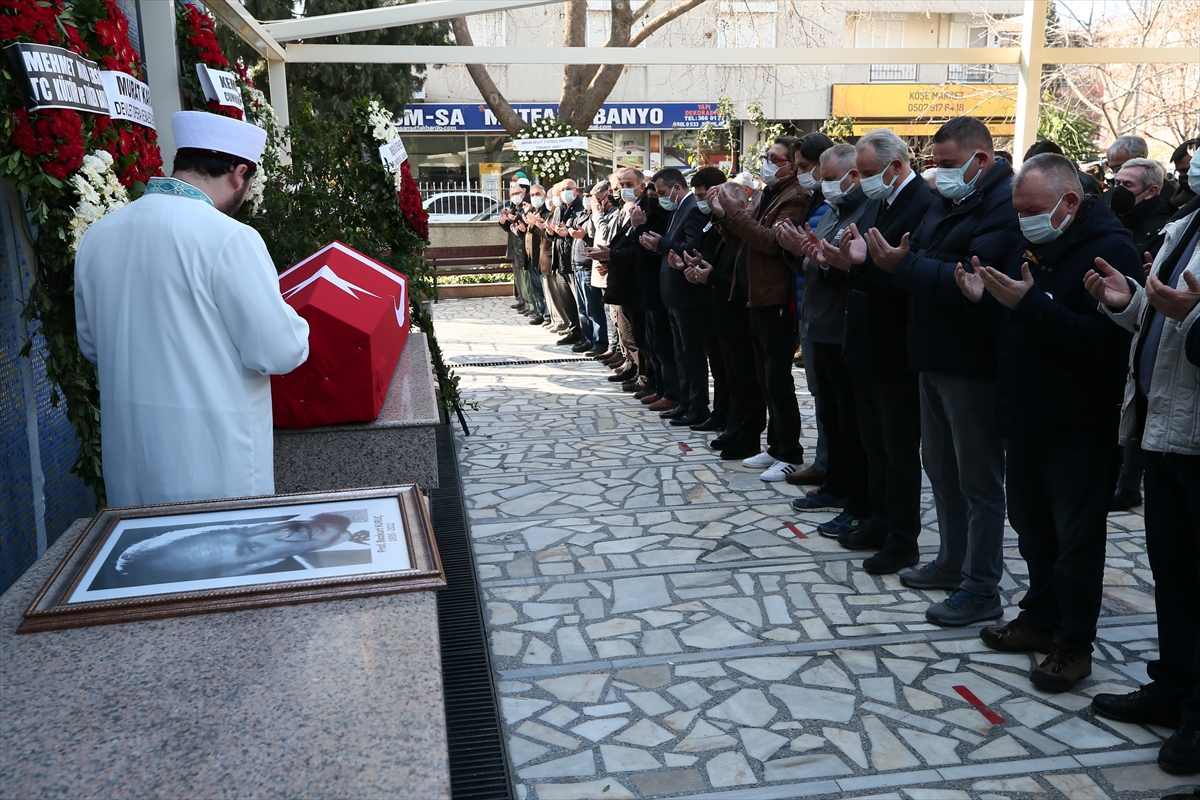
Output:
[1159, 725, 1200, 775]
[720, 444, 760, 460]
[1110, 487, 1143, 512]
[690, 416, 725, 432]
[528, 315, 545, 325]
[571, 341, 593, 353]
[711, 434, 737, 449]
[632, 388, 655, 400]
[1092, 686, 1183, 728]
[661, 405, 688, 420]
[510, 302, 524, 310]
[862, 545, 919, 574]
[609, 367, 637, 383]
[557, 334, 582, 346]
[672, 412, 707, 427]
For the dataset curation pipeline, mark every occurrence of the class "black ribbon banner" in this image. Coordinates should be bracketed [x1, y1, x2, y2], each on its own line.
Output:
[4, 42, 109, 115]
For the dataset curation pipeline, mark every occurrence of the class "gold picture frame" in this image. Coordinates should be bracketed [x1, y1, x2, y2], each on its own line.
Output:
[19, 485, 445, 633]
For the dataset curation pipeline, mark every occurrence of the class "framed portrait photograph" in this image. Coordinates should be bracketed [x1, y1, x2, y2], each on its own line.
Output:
[19, 485, 444, 633]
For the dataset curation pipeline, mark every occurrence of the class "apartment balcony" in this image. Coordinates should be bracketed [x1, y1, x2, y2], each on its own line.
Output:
[869, 64, 919, 83]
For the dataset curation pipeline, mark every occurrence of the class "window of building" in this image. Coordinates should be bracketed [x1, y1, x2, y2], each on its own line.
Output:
[466, 12, 505, 47]
[949, 17, 998, 83]
[716, 1, 777, 48]
[852, 13, 906, 49]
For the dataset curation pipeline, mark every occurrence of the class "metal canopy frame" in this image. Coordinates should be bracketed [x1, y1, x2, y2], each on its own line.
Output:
[199, 0, 1196, 164]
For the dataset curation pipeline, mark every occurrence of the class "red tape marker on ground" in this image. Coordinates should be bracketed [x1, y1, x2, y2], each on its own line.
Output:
[678, 442, 692, 452]
[785, 522, 807, 539]
[953, 685, 1004, 724]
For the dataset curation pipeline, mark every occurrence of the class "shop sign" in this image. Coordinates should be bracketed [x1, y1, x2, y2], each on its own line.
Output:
[832, 84, 1016, 120]
[395, 102, 724, 132]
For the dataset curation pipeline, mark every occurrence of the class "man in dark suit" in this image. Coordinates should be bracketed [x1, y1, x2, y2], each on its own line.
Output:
[642, 167, 709, 426]
[787, 131, 933, 577]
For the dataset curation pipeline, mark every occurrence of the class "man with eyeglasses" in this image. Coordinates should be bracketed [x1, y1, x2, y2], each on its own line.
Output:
[709, 137, 811, 482]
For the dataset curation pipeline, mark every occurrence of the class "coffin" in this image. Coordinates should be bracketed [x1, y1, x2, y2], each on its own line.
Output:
[272, 242, 410, 428]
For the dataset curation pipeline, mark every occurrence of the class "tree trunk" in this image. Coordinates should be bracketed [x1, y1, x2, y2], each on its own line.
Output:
[450, 16, 524, 135]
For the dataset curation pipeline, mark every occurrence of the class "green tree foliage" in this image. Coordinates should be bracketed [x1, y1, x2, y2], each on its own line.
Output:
[218, 0, 450, 118]
[1037, 98, 1101, 163]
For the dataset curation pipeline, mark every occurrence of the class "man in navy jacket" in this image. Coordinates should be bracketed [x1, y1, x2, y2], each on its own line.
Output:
[862, 117, 1021, 627]
[958, 154, 1140, 692]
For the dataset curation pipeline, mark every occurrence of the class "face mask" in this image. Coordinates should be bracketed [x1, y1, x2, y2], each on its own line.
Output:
[658, 189, 679, 211]
[1188, 157, 1200, 193]
[860, 164, 898, 201]
[821, 172, 851, 204]
[761, 159, 781, 187]
[531, 196, 545, 208]
[797, 168, 818, 191]
[583, 197, 594, 211]
[561, 189, 576, 204]
[620, 187, 637, 203]
[510, 192, 524, 204]
[551, 197, 561, 209]
[1019, 194, 1071, 244]
[936, 152, 982, 200]
[1108, 184, 1136, 215]
[696, 200, 711, 215]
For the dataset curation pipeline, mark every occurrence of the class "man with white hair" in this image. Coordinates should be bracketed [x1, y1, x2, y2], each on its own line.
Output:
[1106, 134, 1150, 180]
[957, 153, 1141, 691]
[1110, 157, 1172, 259]
[75, 111, 310, 507]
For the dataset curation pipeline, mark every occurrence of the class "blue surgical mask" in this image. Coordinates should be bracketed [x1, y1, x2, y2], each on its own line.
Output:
[860, 164, 898, 201]
[1189, 157, 1200, 193]
[621, 187, 637, 203]
[1019, 194, 1071, 244]
[531, 196, 545, 208]
[936, 152, 983, 200]
[562, 189, 576, 204]
[658, 192, 678, 211]
[696, 200, 711, 215]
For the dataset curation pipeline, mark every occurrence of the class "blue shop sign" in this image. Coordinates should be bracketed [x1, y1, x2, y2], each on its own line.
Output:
[396, 101, 724, 132]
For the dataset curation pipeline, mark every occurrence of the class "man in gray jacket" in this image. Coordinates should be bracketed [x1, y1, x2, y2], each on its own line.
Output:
[1086, 200, 1200, 776]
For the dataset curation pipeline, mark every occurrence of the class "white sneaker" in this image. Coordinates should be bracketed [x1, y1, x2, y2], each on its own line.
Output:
[742, 451, 776, 469]
[760, 460, 801, 482]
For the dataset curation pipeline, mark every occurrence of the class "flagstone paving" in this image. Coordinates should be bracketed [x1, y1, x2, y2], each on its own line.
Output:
[434, 296, 1183, 800]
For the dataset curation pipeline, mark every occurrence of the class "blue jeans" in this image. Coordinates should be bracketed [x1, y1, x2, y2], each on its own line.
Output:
[919, 372, 1006, 597]
[527, 269, 548, 318]
[572, 269, 607, 350]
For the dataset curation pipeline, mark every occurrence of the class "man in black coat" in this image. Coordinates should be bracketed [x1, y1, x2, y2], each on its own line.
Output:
[548, 181, 584, 345]
[959, 154, 1140, 692]
[859, 117, 1021, 625]
[807, 128, 935, 575]
[1112, 157, 1173, 259]
[644, 167, 709, 425]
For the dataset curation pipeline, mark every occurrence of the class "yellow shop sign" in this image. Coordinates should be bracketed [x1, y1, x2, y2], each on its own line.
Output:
[832, 84, 1017, 120]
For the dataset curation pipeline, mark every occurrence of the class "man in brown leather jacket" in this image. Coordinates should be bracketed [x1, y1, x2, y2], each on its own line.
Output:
[710, 136, 811, 481]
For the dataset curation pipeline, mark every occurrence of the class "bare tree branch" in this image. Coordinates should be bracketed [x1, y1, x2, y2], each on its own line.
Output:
[450, 16, 524, 135]
[630, 0, 705, 46]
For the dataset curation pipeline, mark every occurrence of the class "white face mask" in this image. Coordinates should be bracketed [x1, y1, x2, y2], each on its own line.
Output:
[696, 199, 711, 215]
[821, 171, 851, 204]
[860, 163, 899, 201]
[621, 187, 638, 203]
[1189, 157, 1200, 193]
[1019, 194, 1071, 244]
[531, 195, 545, 208]
[583, 197, 594, 211]
[761, 159, 781, 187]
[551, 197, 561, 209]
[937, 152, 983, 200]
[797, 168, 818, 192]
[562, 189, 577, 204]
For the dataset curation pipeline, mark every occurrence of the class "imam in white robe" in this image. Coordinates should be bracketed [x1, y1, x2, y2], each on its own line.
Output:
[75, 183, 310, 507]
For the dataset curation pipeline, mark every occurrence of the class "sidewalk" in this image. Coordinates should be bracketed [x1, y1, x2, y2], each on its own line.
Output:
[434, 296, 1176, 800]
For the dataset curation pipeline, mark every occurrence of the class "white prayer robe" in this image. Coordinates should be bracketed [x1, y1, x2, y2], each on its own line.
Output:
[75, 191, 310, 507]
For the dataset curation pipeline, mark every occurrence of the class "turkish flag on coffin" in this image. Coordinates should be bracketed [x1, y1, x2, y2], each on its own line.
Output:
[272, 242, 410, 428]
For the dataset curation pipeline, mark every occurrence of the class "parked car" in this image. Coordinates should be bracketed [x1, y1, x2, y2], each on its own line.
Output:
[422, 192, 502, 223]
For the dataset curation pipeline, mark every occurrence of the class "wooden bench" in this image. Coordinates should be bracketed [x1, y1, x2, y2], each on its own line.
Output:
[426, 245, 512, 298]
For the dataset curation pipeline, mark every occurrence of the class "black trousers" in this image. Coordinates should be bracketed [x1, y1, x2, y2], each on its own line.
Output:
[810, 341, 868, 517]
[647, 308, 681, 402]
[748, 304, 803, 464]
[716, 300, 764, 447]
[668, 307, 710, 415]
[1143, 450, 1200, 727]
[1007, 440, 1118, 651]
[709, 329, 729, 425]
[854, 372, 922, 547]
[546, 271, 580, 335]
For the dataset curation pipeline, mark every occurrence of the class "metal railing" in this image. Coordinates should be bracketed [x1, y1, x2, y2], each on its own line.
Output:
[948, 64, 995, 83]
[869, 64, 918, 82]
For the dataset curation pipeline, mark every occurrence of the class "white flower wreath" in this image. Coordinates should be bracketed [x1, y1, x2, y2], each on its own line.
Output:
[513, 118, 587, 180]
[65, 150, 129, 252]
[367, 99, 406, 193]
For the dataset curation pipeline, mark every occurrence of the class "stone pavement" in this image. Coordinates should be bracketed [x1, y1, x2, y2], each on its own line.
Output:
[433, 296, 1188, 800]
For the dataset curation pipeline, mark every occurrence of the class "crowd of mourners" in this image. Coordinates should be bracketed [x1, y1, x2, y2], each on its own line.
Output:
[497, 118, 1200, 776]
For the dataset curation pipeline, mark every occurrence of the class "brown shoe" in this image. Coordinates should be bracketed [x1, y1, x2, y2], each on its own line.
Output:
[1030, 643, 1092, 693]
[785, 465, 827, 486]
[647, 398, 680, 412]
[980, 619, 1053, 654]
[640, 393, 661, 405]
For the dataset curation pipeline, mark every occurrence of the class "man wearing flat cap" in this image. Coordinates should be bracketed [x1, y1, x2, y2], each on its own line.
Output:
[74, 111, 310, 507]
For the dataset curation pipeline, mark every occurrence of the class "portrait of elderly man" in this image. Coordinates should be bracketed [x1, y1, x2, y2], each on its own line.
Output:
[97, 513, 371, 590]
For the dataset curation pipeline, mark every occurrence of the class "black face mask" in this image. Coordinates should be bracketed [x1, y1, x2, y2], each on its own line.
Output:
[1109, 184, 1136, 215]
